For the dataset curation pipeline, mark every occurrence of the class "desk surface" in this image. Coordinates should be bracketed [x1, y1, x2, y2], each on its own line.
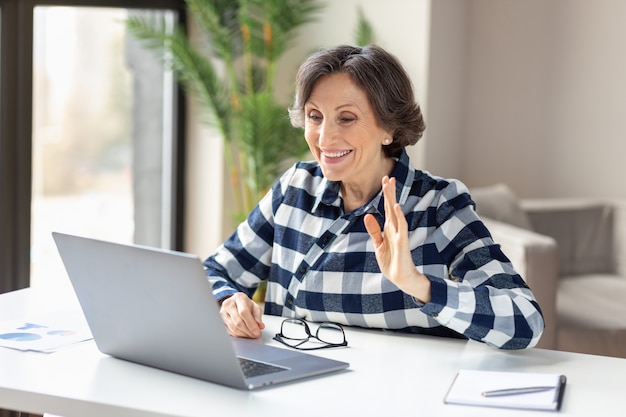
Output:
[1, 288, 625, 417]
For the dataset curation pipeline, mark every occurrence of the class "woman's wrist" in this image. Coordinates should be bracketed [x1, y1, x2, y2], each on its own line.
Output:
[408, 270, 431, 304]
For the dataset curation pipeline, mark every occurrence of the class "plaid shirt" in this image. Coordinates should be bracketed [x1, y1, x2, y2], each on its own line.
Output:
[204, 150, 544, 349]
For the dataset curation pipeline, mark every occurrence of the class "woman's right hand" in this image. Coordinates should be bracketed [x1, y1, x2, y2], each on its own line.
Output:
[219, 292, 265, 338]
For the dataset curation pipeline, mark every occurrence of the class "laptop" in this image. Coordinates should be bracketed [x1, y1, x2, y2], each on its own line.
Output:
[52, 232, 348, 390]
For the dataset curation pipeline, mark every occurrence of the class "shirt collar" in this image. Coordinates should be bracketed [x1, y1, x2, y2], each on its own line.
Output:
[312, 178, 342, 212]
[312, 149, 415, 214]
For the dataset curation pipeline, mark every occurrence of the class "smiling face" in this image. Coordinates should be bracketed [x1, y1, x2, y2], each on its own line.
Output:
[304, 73, 395, 204]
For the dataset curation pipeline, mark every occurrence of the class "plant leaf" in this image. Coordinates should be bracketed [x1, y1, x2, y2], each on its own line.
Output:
[354, 6, 374, 46]
[127, 14, 232, 139]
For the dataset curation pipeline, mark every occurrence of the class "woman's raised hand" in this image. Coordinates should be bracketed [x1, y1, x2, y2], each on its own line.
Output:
[364, 176, 431, 304]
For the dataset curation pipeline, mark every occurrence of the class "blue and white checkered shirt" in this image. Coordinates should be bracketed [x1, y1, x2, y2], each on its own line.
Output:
[204, 150, 544, 349]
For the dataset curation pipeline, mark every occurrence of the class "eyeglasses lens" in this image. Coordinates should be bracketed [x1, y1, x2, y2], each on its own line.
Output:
[281, 319, 310, 340]
[316, 323, 345, 345]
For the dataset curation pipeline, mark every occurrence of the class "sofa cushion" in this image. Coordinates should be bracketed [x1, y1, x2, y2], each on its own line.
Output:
[470, 184, 532, 230]
[557, 274, 626, 330]
[526, 202, 615, 276]
[558, 275, 626, 357]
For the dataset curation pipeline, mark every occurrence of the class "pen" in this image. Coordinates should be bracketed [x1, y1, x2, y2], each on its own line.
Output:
[482, 386, 555, 397]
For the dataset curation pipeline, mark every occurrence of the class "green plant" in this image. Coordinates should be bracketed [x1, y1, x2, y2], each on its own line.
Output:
[127, 0, 323, 221]
[354, 6, 374, 46]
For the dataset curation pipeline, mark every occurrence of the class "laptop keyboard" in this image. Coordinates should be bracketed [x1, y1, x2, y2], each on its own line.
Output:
[238, 357, 287, 378]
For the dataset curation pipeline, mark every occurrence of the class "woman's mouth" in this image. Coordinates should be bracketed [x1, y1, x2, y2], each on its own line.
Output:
[322, 150, 352, 160]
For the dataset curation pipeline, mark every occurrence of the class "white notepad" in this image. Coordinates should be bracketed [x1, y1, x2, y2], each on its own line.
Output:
[444, 370, 566, 411]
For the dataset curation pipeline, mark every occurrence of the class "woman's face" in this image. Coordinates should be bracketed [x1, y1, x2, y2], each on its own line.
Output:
[304, 73, 393, 193]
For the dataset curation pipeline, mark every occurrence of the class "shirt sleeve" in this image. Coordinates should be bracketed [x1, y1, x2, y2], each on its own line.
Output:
[202, 166, 292, 301]
[417, 182, 545, 349]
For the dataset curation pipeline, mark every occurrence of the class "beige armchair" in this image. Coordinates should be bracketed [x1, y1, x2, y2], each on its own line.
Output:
[471, 184, 626, 358]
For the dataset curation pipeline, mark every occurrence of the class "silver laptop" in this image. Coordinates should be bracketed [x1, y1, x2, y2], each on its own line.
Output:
[52, 232, 348, 390]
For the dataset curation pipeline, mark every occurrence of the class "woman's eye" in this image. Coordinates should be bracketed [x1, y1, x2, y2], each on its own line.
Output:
[339, 116, 356, 123]
[307, 112, 322, 121]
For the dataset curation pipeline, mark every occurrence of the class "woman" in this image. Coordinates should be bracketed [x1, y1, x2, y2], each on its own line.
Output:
[204, 44, 544, 349]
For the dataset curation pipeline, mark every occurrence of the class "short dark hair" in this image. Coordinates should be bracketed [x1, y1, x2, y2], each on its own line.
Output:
[288, 44, 426, 158]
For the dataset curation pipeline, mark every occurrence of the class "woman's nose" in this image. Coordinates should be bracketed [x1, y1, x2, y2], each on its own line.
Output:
[318, 120, 337, 144]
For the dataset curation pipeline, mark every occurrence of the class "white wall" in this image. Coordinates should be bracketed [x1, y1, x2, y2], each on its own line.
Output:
[542, 0, 626, 198]
[422, 0, 468, 180]
[461, 0, 556, 195]
[184, 18, 225, 256]
[453, 0, 626, 198]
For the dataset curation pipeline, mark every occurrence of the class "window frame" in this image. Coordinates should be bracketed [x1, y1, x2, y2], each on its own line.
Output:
[0, 0, 187, 293]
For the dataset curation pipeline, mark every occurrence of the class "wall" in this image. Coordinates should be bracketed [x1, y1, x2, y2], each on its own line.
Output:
[456, 0, 626, 198]
[184, 19, 225, 256]
[421, 0, 468, 181]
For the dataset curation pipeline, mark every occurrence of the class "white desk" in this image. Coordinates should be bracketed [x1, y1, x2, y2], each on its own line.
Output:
[1, 288, 625, 417]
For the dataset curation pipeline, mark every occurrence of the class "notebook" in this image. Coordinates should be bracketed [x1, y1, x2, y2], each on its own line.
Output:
[52, 232, 349, 390]
[444, 370, 567, 411]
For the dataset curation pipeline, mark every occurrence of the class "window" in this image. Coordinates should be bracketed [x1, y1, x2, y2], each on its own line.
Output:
[0, 1, 186, 294]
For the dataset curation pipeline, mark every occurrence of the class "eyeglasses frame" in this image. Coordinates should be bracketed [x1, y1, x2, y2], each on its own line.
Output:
[273, 318, 348, 350]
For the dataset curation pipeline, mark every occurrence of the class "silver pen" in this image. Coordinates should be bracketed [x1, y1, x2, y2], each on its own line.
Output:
[482, 386, 555, 397]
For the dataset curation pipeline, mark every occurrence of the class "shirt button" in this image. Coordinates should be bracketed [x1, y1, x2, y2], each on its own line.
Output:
[431, 312, 439, 318]
[286, 295, 294, 307]
[299, 266, 307, 274]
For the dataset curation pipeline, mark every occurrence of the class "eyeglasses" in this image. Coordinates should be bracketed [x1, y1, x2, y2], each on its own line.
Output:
[273, 318, 348, 350]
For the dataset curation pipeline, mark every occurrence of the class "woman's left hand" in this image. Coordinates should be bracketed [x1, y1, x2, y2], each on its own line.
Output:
[364, 176, 432, 304]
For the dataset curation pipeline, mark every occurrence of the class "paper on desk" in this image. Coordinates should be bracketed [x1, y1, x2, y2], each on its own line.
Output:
[444, 370, 566, 411]
[0, 311, 92, 353]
